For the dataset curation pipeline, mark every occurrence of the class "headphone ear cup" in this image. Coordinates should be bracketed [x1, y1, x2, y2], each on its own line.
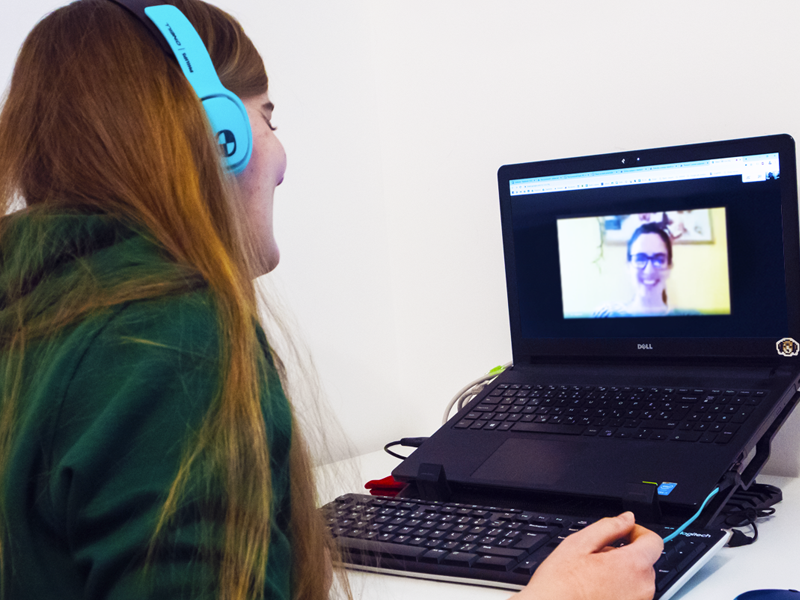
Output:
[203, 95, 252, 174]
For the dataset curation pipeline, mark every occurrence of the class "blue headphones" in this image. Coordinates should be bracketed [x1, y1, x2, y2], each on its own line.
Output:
[108, 0, 253, 174]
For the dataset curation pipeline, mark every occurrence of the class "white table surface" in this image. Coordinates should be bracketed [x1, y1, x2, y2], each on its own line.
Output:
[319, 450, 800, 600]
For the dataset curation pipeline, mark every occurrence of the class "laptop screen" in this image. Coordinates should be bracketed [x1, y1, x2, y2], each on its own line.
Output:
[497, 134, 800, 360]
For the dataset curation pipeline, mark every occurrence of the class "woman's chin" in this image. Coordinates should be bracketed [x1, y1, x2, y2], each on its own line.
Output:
[253, 245, 280, 277]
[638, 282, 664, 295]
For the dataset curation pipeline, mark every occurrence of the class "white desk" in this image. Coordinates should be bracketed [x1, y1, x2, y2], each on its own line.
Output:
[320, 450, 800, 600]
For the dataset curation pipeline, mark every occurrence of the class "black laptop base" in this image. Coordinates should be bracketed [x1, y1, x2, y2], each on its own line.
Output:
[396, 380, 796, 529]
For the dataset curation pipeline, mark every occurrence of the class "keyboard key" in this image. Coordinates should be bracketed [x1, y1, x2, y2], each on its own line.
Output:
[515, 532, 549, 552]
[671, 431, 702, 442]
[656, 567, 677, 591]
[337, 537, 427, 559]
[441, 541, 460, 550]
[615, 429, 638, 439]
[648, 421, 679, 430]
[475, 545, 527, 559]
[458, 543, 477, 552]
[678, 396, 700, 403]
[511, 423, 585, 435]
[523, 524, 560, 536]
[421, 549, 449, 563]
[475, 555, 516, 571]
[442, 551, 479, 567]
[513, 557, 543, 576]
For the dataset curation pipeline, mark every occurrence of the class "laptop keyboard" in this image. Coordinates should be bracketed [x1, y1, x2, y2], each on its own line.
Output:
[453, 383, 768, 443]
[324, 493, 729, 598]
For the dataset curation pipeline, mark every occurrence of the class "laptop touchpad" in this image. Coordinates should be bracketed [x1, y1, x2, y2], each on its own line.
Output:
[471, 437, 585, 486]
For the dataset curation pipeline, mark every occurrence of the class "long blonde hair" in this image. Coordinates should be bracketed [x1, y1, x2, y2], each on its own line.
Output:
[0, 1, 330, 598]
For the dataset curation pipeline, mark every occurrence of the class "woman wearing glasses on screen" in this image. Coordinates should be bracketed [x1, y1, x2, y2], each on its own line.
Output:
[593, 223, 675, 318]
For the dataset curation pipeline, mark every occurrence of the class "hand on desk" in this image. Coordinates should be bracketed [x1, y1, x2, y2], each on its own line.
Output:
[512, 512, 664, 600]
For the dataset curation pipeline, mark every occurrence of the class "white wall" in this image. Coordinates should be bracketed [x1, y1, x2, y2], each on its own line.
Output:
[5, 0, 800, 475]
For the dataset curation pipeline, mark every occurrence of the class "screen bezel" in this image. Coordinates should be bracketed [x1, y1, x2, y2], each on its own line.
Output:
[497, 134, 800, 361]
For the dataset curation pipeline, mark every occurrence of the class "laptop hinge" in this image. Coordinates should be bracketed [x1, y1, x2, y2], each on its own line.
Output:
[739, 387, 800, 487]
[697, 471, 742, 528]
[516, 355, 789, 368]
[770, 365, 800, 385]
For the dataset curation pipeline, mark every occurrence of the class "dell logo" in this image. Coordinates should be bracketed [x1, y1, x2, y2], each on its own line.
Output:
[217, 130, 237, 157]
[638, 344, 653, 350]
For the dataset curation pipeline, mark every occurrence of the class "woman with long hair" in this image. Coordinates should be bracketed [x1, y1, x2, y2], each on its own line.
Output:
[0, 1, 662, 599]
[0, 1, 326, 597]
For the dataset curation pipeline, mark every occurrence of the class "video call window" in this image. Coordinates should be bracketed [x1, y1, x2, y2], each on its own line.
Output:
[557, 208, 732, 319]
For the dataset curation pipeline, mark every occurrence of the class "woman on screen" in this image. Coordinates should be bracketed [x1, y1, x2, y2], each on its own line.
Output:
[594, 223, 674, 317]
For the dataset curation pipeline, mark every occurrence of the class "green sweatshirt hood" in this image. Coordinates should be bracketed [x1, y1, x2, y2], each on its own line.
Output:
[0, 211, 201, 343]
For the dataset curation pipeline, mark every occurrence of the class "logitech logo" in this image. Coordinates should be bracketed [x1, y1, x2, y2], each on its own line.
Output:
[638, 344, 653, 350]
[679, 532, 712, 538]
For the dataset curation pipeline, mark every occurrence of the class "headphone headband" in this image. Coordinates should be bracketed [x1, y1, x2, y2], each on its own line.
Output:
[107, 0, 172, 55]
[107, 0, 253, 174]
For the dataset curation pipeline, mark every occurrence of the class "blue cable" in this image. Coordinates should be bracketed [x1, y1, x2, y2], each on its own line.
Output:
[663, 487, 720, 543]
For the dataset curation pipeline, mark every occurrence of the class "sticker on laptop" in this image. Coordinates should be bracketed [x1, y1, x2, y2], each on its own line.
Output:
[776, 337, 799, 357]
[657, 482, 678, 496]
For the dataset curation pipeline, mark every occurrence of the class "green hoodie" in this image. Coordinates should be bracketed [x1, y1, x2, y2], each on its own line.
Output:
[0, 212, 293, 599]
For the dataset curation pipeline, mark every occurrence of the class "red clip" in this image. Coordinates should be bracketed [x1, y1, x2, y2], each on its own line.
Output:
[364, 475, 405, 497]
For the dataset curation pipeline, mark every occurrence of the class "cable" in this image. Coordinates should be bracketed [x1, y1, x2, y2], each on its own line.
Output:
[663, 487, 719, 543]
[385, 361, 511, 461]
[441, 363, 512, 424]
[723, 505, 775, 547]
[383, 442, 409, 460]
[383, 437, 429, 460]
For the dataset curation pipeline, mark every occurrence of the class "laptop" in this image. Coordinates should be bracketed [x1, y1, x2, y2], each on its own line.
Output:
[393, 134, 800, 526]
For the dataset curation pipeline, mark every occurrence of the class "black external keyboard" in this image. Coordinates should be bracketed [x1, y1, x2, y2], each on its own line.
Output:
[454, 382, 768, 443]
[323, 493, 730, 599]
